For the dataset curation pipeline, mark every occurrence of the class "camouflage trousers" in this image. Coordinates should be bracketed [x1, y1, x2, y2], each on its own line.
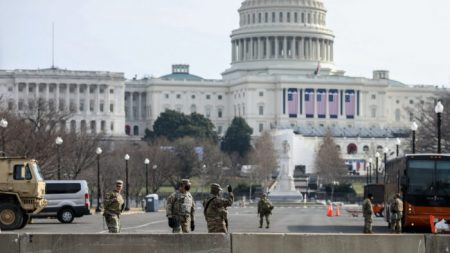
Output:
[392, 212, 402, 233]
[363, 216, 373, 233]
[104, 214, 120, 233]
[259, 213, 270, 228]
[173, 215, 191, 233]
[206, 218, 227, 233]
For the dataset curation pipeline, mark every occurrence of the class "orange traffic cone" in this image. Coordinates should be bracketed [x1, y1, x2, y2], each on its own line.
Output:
[429, 215, 436, 233]
[327, 204, 333, 217]
[335, 205, 340, 216]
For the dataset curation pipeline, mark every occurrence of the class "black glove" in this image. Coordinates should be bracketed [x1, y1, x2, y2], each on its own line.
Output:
[168, 217, 175, 228]
[190, 220, 195, 231]
[227, 185, 233, 193]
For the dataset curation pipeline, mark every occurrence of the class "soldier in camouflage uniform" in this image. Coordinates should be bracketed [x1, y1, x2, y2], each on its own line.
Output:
[203, 183, 234, 233]
[103, 180, 125, 233]
[257, 193, 273, 228]
[362, 193, 374, 233]
[166, 179, 195, 233]
[391, 193, 403, 233]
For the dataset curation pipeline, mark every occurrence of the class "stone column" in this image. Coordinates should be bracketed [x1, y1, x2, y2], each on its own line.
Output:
[283, 36, 287, 58]
[86, 85, 91, 114]
[299, 37, 304, 60]
[331, 41, 334, 61]
[138, 92, 142, 121]
[266, 37, 271, 59]
[243, 38, 247, 61]
[76, 84, 80, 113]
[249, 37, 254, 60]
[292, 37, 297, 59]
[275, 37, 279, 58]
[56, 83, 60, 111]
[45, 83, 49, 103]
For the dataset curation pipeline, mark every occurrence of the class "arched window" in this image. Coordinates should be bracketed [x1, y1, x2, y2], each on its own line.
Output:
[70, 120, 76, 133]
[125, 125, 131, 135]
[80, 120, 87, 134]
[377, 145, 383, 152]
[347, 143, 357, 154]
[133, 126, 139, 136]
[90, 120, 96, 134]
[363, 145, 369, 152]
[190, 104, 197, 113]
[336, 145, 341, 152]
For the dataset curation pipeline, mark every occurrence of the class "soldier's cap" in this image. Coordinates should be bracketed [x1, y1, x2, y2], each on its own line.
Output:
[261, 193, 267, 197]
[180, 179, 191, 185]
[210, 183, 222, 191]
[395, 193, 401, 198]
[115, 180, 124, 186]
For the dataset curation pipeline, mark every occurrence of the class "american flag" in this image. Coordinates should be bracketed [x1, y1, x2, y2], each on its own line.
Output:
[328, 89, 338, 118]
[305, 89, 315, 117]
[287, 89, 298, 116]
[317, 89, 326, 117]
[345, 90, 355, 118]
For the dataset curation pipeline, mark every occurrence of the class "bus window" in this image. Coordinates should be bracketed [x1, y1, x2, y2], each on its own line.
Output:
[408, 160, 434, 195]
[436, 161, 450, 195]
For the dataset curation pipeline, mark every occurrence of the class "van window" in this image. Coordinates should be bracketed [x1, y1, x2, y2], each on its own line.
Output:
[13, 165, 32, 180]
[46, 183, 81, 194]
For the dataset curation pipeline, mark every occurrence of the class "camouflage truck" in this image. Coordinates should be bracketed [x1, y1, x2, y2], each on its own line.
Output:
[0, 157, 47, 230]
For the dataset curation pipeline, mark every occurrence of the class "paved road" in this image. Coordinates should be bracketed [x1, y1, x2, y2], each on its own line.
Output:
[7, 205, 391, 234]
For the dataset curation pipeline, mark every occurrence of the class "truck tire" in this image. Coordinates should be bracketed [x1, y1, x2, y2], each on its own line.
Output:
[57, 208, 75, 223]
[18, 213, 29, 229]
[0, 203, 24, 230]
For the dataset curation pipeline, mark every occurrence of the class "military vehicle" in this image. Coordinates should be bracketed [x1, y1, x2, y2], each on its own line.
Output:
[0, 157, 47, 230]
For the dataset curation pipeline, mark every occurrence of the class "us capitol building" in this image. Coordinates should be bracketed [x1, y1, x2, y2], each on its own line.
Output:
[0, 0, 443, 174]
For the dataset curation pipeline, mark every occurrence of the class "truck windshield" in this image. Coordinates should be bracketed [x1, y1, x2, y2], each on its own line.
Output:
[30, 163, 44, 181]
[407, 160, 434, 195]
[436, 161, 450, 195]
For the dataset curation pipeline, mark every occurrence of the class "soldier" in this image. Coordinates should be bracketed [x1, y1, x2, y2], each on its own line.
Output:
[257, 193, 273, 228]
[203, 183, 234, 233]
[362, 193, 374, 233]
[166, 179, 195, 233]
[391, 193, 403, 233]
[103, 180, 125, 233]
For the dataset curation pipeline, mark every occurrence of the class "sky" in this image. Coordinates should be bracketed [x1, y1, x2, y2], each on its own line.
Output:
[0, 0, 449, 86]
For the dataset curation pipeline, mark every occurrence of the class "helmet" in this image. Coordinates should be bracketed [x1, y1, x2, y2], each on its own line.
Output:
[180, 179, 191, 186]
[115, 180, 124, 186]
[261, 193, 267, 198]
[210, 183, 222, 194]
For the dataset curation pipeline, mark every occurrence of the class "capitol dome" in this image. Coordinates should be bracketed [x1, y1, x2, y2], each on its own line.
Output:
[223, 0, 336, 79]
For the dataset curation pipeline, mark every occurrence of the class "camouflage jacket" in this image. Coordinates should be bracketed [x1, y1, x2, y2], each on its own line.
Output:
[166, 191, 195, 220]
[258, 198, 273, 214]
[203, 193, 234, 221]
[362, 198, 374, 217]
[393, 198, 403, 213]
[103, 191, 124, 216]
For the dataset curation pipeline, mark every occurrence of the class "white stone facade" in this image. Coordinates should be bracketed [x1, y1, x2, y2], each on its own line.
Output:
[0, 68, 126, 136]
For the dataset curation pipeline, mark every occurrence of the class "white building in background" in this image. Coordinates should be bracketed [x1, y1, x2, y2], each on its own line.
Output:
[0, 0, 444, 174]
[0, 68, 126, 136]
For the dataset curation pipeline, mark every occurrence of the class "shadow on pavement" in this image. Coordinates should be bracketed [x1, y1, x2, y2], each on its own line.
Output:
[287, 225, 391, 234]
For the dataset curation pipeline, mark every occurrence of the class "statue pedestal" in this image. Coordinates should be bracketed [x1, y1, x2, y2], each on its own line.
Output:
[269, 150, 303, 202]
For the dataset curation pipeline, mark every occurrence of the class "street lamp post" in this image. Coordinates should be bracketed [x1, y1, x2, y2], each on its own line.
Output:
[144, 158, 150, 195]
[368, 158, 373, 184]
[396, 138, 401, 157]
[95, 147, 103, 213]
[435, 101, 444, 153]
[411, 122, 418, 154]
[0, 118, 8, 155]
[124, 154, 130, 211]
[383, 147, 388, 185]
[55, 137, 63, 180]
[375, 152, 380, 184]
[152, 164, 157, 193]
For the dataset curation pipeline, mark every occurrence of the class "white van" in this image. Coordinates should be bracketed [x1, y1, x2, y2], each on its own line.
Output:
[32, 180, 91, 223]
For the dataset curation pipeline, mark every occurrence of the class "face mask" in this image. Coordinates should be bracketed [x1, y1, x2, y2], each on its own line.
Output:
[184, 185, 191, 191]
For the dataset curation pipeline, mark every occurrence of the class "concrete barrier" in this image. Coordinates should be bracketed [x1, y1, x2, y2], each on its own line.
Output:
[231, 233, 427, 253]
[425, 234, 450, 253]
[0, 234, 20, 253]
[19, 234, 230, 253]
[2, 233, 448, 253]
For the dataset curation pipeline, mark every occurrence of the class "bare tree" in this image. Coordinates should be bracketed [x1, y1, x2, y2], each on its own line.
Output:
[247, 131, 278, 193]
[314, 130, 347, 201]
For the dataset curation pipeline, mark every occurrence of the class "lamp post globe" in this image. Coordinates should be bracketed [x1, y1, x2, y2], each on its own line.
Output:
[375, 152, 380, 184]
[55, 136, 63, 180]
[95, 147, 103, 213]
[144, 158, 150, 195]
[435, 101, 444, 153]
[124, 154, 130, 211]
[368, 158, 373, 184]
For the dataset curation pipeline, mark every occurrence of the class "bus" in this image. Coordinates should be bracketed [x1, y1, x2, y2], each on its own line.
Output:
[384, 154, 450, 230]
[363, 184, 385, 217]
